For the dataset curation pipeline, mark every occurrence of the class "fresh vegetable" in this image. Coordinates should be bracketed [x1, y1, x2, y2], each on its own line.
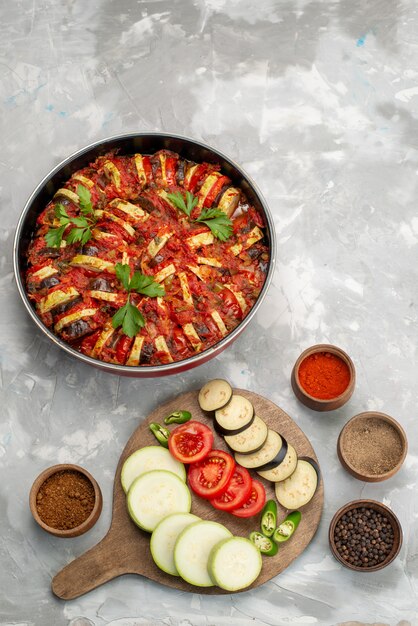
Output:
[150, 512, 200, 576]
[234, 430, 285, 470]
[149, 422, 170, 448]
[260, 499, 277, 538]
[210, 465, 252, 512]
[168, 420, 213, 464]
[224, 415, 268, 454]
[188, 449, 235, 499]
[231, 479, 266, 518]
[127, 470, 191, 532]
[174, 520, 232, 587]
[121, 446, 186, 493]
[198, 379, 233, 412]
[274, 511, 302, 543]
[249, 531, 279, 556]
[275, 459, 319, 509]
[207, 537, 262, 591]
[214, 395, 254, 435]
[163, 410, 192, 425]
[257, 443, 298, 482]
[112, 263, 165, 337]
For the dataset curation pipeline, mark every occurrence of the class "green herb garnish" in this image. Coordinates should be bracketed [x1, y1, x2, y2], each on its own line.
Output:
[111, 263, 165, 337]
[166, 191, 233, 241]
[45, 185, 96, 248]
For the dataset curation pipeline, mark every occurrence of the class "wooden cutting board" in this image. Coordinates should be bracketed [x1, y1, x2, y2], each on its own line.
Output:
[52, 388, 324, 599]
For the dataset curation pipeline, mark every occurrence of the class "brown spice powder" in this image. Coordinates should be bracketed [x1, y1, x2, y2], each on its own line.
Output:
[36, 470, 95, 530]
[343, 418, 403, 475]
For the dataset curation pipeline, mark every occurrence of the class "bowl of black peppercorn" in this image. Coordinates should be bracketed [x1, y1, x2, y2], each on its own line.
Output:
[329, 499, 402, 572]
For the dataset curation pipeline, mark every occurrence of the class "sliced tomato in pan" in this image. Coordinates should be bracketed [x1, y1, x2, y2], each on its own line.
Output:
[210, 465, 252, 512]
[168, 421, 213, 464]
[231, 479, 266, 518]
[188, 449, 235, 499]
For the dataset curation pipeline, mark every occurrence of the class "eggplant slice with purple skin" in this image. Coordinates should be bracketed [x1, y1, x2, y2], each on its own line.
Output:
[257, 443, 298, 482]
[234, 430, 286, 470]
[198, 379, 233, 412]
[274, 458, 319, 510]
[214, 394, 255, 436]
[224, 415, 268, 455]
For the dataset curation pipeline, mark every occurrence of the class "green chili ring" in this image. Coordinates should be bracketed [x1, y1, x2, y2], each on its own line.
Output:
[273, 511, 302, 543]
[149, 422, 170, 448]
[260, 499, 277, 537]
[249, 531, 279, 556]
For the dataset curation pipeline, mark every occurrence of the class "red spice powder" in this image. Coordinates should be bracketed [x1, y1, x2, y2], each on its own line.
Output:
[298, 351, 351, 400]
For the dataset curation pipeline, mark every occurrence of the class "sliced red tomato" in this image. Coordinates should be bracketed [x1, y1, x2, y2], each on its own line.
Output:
[172, 328, 190, 359]
[210, 465, 252, 512]
[80, 330, 100, 354]
[188, 450, 235, 499]
[164, 156, 178, 186]
[203, 175, 230, 208]
[219, 288, 242, 320]
[231, 479, 266, 518]
[168, 421, 213, 464]
[115, 335, 133, 364]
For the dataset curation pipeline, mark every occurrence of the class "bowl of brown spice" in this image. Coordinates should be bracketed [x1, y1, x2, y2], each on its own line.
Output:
[337, 411, 407, 482]
[29, 464, 103, 537]
[329, 499, 402, 571]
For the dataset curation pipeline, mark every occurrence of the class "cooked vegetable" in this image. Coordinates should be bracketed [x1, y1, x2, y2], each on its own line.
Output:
[257, 443, 298, 482]
[234, 430, 284, 470]
[275, 459, 319, 509]
[150, 512, 200, 576]
[198, 379, 233, 412]
[274, 511, 302, 543]
[168, 421, 213, 464]
[260, 499, 277, 538]
[163, 410, 192, 425]
[249, 531, 279, 556]
[214, 395, 254, 435]
[224, 415, 268, 454]
[121, 446, 186, 493]
[174, 520, 232, 587]
[149, 422, 170, 448]
[208, 537, 262, 591]
[210, 465, 252, 512]
[188, 449, 235, 499]
[231, 479, 266, 518]
[127, 470, 191, 532]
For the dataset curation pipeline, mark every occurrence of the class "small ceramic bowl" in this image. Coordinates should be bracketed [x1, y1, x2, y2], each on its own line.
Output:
[337, 411, 407, 482]
[291, 344, 355, 411]
[329, 499, 402, 572]
[29, 463, 103, 538]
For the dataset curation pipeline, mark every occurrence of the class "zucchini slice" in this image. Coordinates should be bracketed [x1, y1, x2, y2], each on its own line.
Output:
[198, 379, 233, 412]
[70, 255, 115, 273]
[121, 446, 186, 493]
[208, 537, 262, 591]
[174, 520, 232, 587]
[275, 458, 319, 509]
[234, 430, 284, 469]
[214, 395, 254, 435]
[150, 513, 200, 576]
[257, 443, 298, 482]
[38, 287, 79, 314]
[127, 470, 191, 532]
[224, 415, 268, 454]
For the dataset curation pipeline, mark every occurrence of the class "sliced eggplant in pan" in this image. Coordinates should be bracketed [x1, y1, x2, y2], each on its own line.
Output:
[257, 443, 297, 482]
[234, 430, 285, 470]
[274, 458, 319, 510]
[198, 379, 233, 412]
[224, 415, 268, 455]
[214, 394, 254, 435]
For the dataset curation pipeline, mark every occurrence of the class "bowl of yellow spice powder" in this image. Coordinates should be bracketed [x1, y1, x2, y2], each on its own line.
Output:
[29, 464, 103, 537]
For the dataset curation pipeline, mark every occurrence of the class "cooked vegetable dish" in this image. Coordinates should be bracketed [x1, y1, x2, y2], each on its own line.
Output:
[25, 150, 269, 366]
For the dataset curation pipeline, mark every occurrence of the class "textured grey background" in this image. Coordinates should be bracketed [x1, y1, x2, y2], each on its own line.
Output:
[1, 1, 417, 625]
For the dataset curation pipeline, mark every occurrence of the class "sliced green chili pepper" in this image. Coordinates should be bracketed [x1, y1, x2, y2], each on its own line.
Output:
[260, 499, 277, 537]
[249, 531, 279, 556]
[149, 422, 170, 448]
[163, 410, 192, 425]
[273, 511, 302, 543]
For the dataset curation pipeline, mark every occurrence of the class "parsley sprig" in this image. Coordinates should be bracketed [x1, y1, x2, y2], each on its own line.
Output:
[45, 185, 96, 248]
[111, 263, 165, 337]
[166, 191, 233, 242]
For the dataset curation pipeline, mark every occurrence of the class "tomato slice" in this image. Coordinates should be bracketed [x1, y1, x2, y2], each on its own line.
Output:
[219, 288, 243, 320]
[188, 450, 235, 499]
[231, 479, 266, 518]
[168, 421, 213, 464]
[210, 465, 252, 512]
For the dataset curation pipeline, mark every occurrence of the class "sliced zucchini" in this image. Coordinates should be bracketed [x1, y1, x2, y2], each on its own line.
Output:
[234, 430, 284, 469]
[38, 287, 79, 314]
[150, 513, 200, 576]
[127, 470, 191, 532]
[174, 521, 232, 587]
[211, 311, 228, 337]
[217, 187, 240, 217]
[224, 416, 268, 454]
[275, 459, 319, 509]
[31, 265, 58, 281]
[183, 323, 202, 352]
[178, 272, 193, 306]
[121, 446, 186, 493]
[257, 443, 298, 482]
[103, 160, 121, 190]
[198, 379, 233, 412]
[91, 323, 115, 357]
[70, 255, 115, 273]
[108, 199, 149, 222]
[214, 395, 254, 435]
[154, 336, 173, 363]
[187, 232, 214, 248]
[88, 290, 119, 303]
[126, 335, 145, 366]
[154, 264, 176, 283]
[54, 308, 97, 332]
[208, 537, 262, 591]
[147, 231, 173, 259]
[54, 188, 80, 204]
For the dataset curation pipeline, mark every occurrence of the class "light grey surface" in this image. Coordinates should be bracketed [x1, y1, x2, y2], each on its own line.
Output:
[1, 1, 417, 625]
